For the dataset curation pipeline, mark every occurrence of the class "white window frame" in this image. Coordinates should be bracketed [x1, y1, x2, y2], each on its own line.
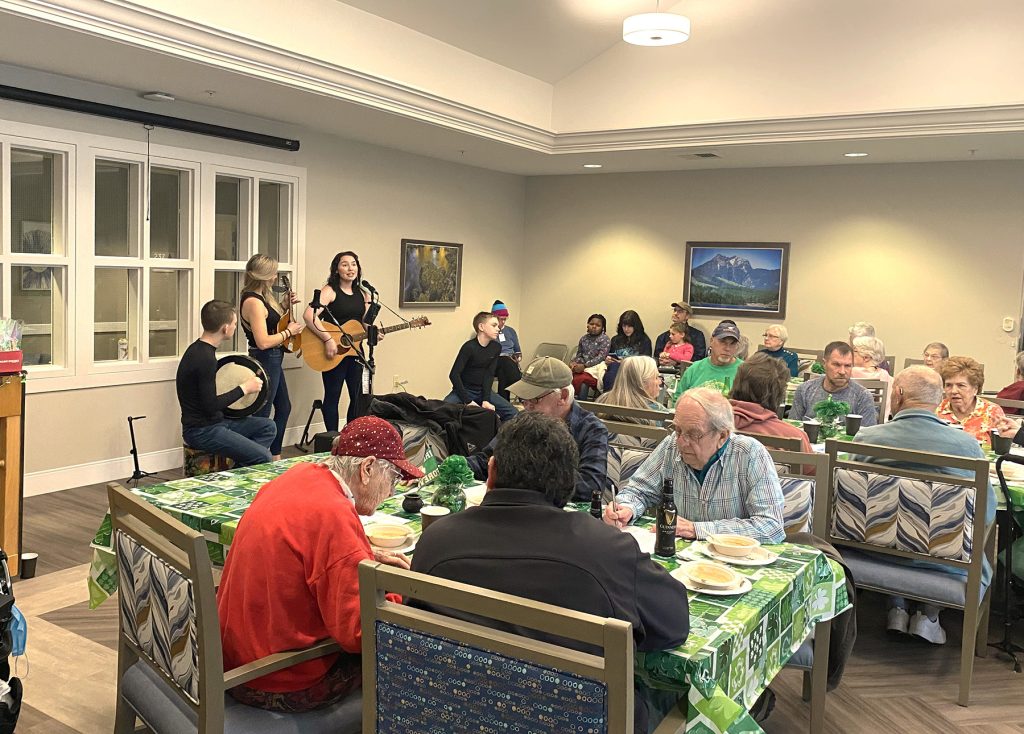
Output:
[0, 117, 306, 394]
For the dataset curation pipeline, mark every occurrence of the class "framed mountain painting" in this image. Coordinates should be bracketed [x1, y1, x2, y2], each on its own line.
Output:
[683, 242, 790, 319]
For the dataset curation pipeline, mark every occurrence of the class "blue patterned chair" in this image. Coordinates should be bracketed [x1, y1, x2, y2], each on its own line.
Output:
[824, 441, 994, 706]
[358, 560, 636, 734]
[108, 483, 362, 733]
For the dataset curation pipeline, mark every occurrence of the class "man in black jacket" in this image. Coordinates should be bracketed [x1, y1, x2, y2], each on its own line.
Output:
[412, 411, 689, 733]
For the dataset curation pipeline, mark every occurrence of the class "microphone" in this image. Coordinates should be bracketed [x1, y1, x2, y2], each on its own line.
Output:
[361, 279, 378, 294]
[310, 289, 322, 309]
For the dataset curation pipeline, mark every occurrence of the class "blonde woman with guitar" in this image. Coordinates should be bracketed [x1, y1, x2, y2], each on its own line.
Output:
[240, 254, 305, 459]
[303, 251, 373, 431]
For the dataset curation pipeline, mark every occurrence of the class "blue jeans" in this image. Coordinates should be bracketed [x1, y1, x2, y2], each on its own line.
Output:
[322, 357, 364, 432]
[183, 416, 275, 467]
[443, 389, 518, 423]
[251, 347, 290, 456]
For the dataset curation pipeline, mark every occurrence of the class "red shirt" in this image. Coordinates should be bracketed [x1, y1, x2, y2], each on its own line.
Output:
[217, 462, 394, 692]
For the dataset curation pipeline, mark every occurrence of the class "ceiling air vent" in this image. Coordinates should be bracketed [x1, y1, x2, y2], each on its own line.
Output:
[678, 152, 721, 160]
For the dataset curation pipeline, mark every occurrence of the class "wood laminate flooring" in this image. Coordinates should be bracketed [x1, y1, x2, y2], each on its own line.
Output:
[14, 455, 1024, 734]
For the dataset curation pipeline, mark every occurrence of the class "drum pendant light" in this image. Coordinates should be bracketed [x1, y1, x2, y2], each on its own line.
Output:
[623, 2, 691, 47]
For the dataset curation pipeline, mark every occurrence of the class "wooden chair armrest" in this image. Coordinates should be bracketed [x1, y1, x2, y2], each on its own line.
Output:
[223, 639, 342, 689]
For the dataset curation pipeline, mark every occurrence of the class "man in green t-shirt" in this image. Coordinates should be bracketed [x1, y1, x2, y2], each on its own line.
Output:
[673, 321, 743, 399]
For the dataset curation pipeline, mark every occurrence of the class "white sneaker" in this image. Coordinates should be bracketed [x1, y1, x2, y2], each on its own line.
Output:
[909, 612, 947, 644]
[886, 606, 910, 634]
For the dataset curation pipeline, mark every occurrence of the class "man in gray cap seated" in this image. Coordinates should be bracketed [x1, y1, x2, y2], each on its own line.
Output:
[465, 356, 609, 502]
[672, 321, 744, 401]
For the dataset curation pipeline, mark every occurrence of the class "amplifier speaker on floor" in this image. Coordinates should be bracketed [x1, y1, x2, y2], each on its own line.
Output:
[313, 431, 340, 453]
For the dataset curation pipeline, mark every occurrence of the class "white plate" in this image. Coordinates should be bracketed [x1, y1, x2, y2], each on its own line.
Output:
[700, 543, 779, 567]
[368, 533, 418, 554]
[670, 564, 753, 596]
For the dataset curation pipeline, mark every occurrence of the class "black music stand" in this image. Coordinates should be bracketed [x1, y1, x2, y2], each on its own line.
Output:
[127, 416, 155, 487]
[990, 454, 1024, 671]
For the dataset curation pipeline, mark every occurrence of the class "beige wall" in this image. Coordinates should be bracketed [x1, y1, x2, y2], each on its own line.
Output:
[18, 115, 525, 475]
[521, 161, 1024, 388]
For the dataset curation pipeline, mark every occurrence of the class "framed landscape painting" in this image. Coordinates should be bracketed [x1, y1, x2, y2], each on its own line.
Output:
[399, 239, 463, 308]
[683, 242, 790, 319]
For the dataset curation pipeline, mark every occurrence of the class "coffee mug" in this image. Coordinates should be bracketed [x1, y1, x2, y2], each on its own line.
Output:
[802, 420, 821, 443]
[420, 505, 451, 530]
[991, 430, 1013, 455]
[845, 414, 862, 437]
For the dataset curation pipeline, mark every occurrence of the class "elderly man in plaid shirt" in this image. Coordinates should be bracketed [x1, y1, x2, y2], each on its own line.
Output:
[604, 387, 785, 543]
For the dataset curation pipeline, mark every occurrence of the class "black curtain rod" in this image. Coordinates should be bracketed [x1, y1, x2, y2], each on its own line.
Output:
[0, 84, 300, 152]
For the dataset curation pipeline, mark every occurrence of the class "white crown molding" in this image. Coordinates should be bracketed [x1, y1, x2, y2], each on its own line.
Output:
[4, 0, 1024, 156]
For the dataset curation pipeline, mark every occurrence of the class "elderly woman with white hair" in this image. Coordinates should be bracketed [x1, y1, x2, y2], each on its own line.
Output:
[604, 386, 785, 543]
[761, 324, 799, 377]
[849, 321, 892, 373]
[852, 335, 894, 420]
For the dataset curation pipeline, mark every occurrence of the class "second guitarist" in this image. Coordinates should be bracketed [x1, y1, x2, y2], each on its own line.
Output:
[303, 251, 374, 431]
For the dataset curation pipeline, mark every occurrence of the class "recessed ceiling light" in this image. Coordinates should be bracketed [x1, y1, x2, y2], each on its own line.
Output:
[583, 163, 603, 169]
[843, 152, 868, 158]
[141, 91, 175, 103]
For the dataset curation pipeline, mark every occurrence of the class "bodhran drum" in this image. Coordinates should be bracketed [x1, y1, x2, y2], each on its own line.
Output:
[215, 355, 270, 418]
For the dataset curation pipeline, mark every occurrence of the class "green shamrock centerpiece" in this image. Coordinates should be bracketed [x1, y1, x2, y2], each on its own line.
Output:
[431, 454, 474, 514]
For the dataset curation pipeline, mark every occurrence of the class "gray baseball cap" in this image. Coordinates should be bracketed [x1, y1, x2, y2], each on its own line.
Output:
[508, 356, 573, 400]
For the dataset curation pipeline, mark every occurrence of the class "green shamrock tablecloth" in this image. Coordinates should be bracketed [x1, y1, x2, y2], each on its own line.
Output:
[90, 460, 851, 734]
[625, 515, 850, 734]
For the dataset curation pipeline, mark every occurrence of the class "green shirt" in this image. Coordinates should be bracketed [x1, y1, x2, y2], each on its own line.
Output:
[674, 357, 742, 399]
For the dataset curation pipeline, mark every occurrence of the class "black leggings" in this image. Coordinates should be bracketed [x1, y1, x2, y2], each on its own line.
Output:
[322, 358, 363, 431]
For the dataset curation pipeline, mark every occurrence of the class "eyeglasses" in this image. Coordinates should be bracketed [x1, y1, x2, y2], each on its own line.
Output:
[668, 424, 715, 443]
[521, 390, 554, 407]
[379, 462, 402, 487]
[762, 332, 780, 339]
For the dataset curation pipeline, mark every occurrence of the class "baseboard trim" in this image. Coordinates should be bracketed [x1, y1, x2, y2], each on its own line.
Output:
[24, 422, 326, 497]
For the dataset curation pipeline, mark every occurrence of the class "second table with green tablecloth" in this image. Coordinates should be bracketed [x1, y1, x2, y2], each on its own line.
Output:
[89, 456, 850, 734]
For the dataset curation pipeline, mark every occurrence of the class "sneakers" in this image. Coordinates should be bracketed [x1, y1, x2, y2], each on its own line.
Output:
[909, 612, 947, 645]
[886, 606, 910, 634]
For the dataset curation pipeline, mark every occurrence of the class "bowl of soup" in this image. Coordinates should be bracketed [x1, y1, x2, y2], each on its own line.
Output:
[365, 524, 412, 548]
[708, 534, 760, 557]
[686, 561, 741, 589]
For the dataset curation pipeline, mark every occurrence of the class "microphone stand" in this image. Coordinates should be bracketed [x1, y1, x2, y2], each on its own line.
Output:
[127, 416, 155, 486]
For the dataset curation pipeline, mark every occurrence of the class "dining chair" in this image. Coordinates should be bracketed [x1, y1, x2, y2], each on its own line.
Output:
[358, 560, 638, 734]
[824, 441, 995, 706]
[987, 396, 1024, 413]
[883, 354, 897, 375]
[736, 431, 803, 453]
[108, 482, 362, 734]
[851, 377, 890, 423]
[903, 357, 925, 369]
[533, 341, 570, 362]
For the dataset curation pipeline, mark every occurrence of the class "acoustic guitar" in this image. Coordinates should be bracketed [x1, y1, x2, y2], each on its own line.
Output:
[276, 275, 302, 353]
[303, 316, 431, 372]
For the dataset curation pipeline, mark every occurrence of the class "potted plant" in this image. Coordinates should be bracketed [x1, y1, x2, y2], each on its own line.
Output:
[812, 396, 850, 440]
[430, 455, 474, 514]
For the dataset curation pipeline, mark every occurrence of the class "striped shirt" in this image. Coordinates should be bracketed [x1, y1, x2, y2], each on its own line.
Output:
[615, 433, 785, 543]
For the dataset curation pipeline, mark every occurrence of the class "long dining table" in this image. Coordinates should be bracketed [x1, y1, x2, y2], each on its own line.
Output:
[89, 454, 855, 734]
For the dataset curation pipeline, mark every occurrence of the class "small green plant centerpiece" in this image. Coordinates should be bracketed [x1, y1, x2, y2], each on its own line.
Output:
[811, 361, 825, 374]
[430, 454, 474, 514]
[812, 396, 850, 440]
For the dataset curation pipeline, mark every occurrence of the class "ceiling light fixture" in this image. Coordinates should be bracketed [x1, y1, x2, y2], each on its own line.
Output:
[583, 163, 603, 169]
[843, 152, 869, 158]
[141, 91, 175, 103]
[623, 2, 690, 47]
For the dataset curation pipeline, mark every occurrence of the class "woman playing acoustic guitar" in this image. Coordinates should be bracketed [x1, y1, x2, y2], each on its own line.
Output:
[303, 251, 374, 431]
[240, 254, 305, 459]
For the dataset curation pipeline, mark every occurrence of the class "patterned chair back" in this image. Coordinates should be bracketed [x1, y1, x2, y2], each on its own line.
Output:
[766, 449, 831, 537]
[108, 483, 224, 723]
[831, 469, 975, 561]
[824, 441, 989, 567]
[359, 561, 634, 734]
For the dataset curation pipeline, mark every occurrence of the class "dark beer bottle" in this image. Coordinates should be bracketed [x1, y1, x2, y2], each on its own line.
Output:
[590, 489, 603, 519]
[655, 478, 677, 557]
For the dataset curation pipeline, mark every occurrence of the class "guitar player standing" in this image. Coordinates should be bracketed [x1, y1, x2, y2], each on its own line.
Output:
[303, 251, 374, 431]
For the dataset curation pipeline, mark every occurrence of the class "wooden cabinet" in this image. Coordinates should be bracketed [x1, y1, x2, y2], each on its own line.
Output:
[0, 374, 24, 577]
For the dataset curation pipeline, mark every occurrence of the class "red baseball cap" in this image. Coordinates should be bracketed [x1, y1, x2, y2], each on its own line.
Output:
[331, 416, 424, 480]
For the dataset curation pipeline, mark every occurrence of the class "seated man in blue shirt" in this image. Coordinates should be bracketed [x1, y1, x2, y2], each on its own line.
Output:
[605, 387, 785, 543]
[851, 365, 996, 645]
[465, 356, 609, 502]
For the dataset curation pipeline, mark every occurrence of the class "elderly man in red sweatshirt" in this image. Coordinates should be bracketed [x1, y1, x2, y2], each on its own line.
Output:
[217, 416, 423, 712]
